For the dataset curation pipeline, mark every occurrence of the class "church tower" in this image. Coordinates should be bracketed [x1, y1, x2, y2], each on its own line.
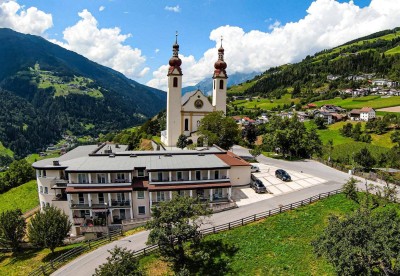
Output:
[165, 33, 183, 147]
[212, 38, 228, 114]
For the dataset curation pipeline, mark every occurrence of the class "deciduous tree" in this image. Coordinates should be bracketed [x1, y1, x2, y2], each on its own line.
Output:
[198, 111, 239, 150]
[0, 209, 26, 252]
[145, 195, 212, 272]
[28, 206, 72, 254]
[94, 246, 143, 276]
[176, 134, 188, 150]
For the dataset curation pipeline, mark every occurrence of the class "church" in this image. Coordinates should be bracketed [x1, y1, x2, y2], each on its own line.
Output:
[161, 35, 228, 147]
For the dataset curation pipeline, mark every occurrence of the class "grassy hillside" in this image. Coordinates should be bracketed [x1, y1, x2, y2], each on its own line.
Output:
[231, 94, 300, 110]
[0, 180, 38, 213]
[312, 95, 400, 109]
[0, 141, 13, 157]
[139, 194, 368, 275]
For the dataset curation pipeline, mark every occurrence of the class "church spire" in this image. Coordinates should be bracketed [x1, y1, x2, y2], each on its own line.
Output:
[168, 31, 182, 75]
[213, 36, 227, 78]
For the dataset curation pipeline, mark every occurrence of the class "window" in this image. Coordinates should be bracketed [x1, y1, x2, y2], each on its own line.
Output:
[158, 172, 163, 181]
[137, 190, 145, 199]
[78, 173, 88, 184]
[219, 80, 224, 89]
[41, 201, 45, 208]
[43, 170, 47, 177]
[120, 209, 126, 220]
[177, 171, 183, 181]
[184, 118, 189, 131]
[173, 77, 178, 87]
[46, 202, 50, 207]
[157, 191, 165, 202]
[44, 187, 48, 194]
[214, 170, 219, 179]
[138, 206, 146, 215]
[117, 193, 125, 202]
[98, 193, 104, 204]
[97, 173, 107, 184]
[196, 170, 201, 180]
[137, 168, 145, 177]
[215, 188, 223, 199]
[39, 186, 43, 193]
[78, 193, 84, 204]
[116, 173, 125, 181]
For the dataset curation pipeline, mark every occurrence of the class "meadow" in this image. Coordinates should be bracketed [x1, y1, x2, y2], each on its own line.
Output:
[312, 95, 400, 110]
[231, 94, 300, 110]
[138, 194, 365, 275]
[0, 180, 38, 213]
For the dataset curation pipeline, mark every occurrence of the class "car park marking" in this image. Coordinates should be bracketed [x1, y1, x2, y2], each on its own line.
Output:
[231, 163, 329, 206]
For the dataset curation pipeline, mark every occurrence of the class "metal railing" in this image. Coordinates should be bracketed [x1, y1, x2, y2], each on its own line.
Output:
[29, 189, 341, 276]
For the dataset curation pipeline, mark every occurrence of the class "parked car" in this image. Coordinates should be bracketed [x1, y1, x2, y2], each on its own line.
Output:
[250, 174, 267, 193]
[275, 169, 291, 181]
[251, 165, 260, 173]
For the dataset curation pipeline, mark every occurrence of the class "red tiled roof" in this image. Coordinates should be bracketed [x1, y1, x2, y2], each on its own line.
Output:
[66, 186, 132, 193]
[216, 151, 250, 166]
[360, 107, 374, 112]
[350, 109, 361, 114]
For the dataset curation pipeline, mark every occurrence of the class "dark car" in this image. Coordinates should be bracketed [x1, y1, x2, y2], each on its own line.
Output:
[250, 174, 267, 193]
[275, 169, 291, 182]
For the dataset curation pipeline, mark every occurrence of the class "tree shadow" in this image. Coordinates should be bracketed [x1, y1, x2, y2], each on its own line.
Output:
[5, 249, 41, 264]
[186, 239, 238, 275]
[42, 246, 80, 262]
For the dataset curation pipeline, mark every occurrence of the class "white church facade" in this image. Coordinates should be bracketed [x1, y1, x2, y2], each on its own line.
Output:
[161, 35, 228, 147]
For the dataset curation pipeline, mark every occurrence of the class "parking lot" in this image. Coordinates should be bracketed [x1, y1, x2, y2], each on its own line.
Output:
[232, 163, 328, 206]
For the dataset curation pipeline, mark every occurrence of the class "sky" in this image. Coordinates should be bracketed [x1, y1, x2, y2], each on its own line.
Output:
[0, 0, 399, 91]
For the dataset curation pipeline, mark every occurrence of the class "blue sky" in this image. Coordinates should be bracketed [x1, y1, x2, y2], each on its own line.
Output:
[1, 0, 397, 90]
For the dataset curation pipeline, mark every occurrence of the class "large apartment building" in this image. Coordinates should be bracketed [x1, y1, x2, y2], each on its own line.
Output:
[33, 143, 251, 235]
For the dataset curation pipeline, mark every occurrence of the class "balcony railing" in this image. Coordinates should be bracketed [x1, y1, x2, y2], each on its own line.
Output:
[70, 203, 90, 209]
[111, 200, 131, 207]
[150, 177, 229, 184]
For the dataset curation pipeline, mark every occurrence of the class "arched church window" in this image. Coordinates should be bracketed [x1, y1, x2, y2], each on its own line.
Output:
[184, 119, 189, 131]
[219, 80, 224, 89]
[173, 77, 178, 87]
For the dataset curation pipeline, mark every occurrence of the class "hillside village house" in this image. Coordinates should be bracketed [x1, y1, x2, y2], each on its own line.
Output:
[33, 143, 250, 235]
[349, 107, 376, 121]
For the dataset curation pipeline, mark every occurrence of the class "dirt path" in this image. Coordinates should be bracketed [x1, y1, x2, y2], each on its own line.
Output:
[377, 106, 400, 112]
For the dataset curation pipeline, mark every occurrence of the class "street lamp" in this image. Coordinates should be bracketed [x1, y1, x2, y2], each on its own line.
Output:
[104, 203, 110, 239]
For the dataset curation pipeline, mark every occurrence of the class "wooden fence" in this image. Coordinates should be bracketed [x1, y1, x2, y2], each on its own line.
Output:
[28, 229, 123, 276]
[29, 188, 342, 276]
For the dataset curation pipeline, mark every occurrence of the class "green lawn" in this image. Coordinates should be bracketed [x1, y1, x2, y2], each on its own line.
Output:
[232, 94, 300, 110]
[0, 180, 39, 213]
[312, 96, 400, 110]
[139, 194, 362, 275]
[25, 151, 60, 164]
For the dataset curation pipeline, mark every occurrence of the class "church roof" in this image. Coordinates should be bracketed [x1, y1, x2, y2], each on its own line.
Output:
[181, 90, 206, 106]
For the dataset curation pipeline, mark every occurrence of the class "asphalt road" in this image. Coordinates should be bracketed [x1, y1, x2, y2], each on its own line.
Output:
[53, 146, 377, 276]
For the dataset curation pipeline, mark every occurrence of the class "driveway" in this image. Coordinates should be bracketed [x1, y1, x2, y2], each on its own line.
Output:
[53, 146, 381, 276]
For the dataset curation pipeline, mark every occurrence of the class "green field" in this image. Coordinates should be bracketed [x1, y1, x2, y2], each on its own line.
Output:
[139, 194, 366, 275]
[25, 151, 60, 164]
[385, 45, 400, 55]
[0, 180, 38, 213]
[312, 96, 400, 110]
[228, 79, 259, 94]
[306, 121, 396, 148]
[231, 94, 300, 110]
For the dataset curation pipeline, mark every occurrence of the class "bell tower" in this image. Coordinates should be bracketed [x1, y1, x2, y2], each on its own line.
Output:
[165, 32, 183, 147]
[212, 37, 228, 114]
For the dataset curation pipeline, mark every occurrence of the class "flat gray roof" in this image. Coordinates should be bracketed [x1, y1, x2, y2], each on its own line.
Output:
[33, 144, 229, 171]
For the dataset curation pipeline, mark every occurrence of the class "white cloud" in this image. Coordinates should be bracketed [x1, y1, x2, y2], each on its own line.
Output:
[165, 5, 180, 13]
[52, 9, 149, 79]
[148, 0, 400, 90]
[155, 48, 160, 54]
[0, 0, 52, 35]
[99, 6, 105, 12]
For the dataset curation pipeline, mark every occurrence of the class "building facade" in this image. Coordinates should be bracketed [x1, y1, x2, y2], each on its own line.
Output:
[33, 143, 250, 235]
[161, 35, 228, 147]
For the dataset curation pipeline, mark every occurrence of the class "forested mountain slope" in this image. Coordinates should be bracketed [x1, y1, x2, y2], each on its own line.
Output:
[0, 28, 166, 158]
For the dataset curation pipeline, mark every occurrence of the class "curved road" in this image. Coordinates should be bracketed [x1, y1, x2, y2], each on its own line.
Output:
[53, 146, 377, 276]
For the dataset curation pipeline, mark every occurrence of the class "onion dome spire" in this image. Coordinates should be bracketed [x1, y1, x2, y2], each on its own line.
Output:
[213, 36, 227, 78]
[168, 31, 182, 75]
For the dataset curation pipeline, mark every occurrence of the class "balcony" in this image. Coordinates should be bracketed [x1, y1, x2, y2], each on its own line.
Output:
[111, 200, 131, 207]
[52, 193, 67, 201]
[150, 176, 229, 185]
[70, 203, 90, 209]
